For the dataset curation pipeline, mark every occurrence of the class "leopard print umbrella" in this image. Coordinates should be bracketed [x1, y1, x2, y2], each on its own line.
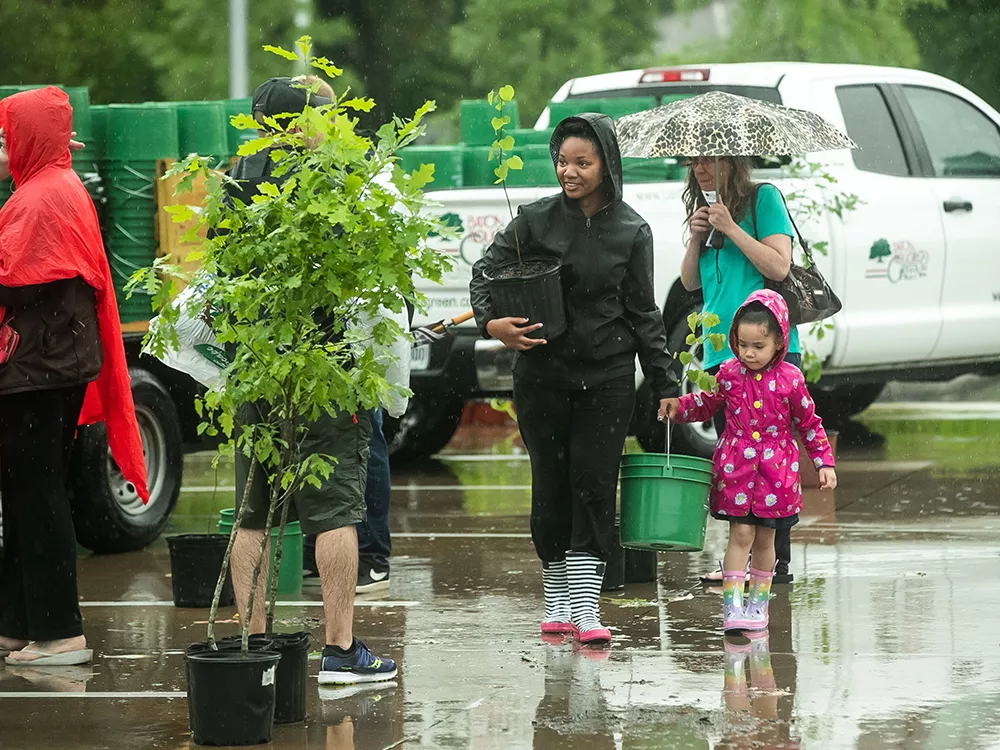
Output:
[616, 91, 858, 157]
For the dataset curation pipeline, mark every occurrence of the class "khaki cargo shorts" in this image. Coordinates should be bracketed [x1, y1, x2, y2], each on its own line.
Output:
[234, 403, 372, 536]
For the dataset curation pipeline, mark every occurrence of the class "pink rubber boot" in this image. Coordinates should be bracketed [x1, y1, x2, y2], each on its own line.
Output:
[743, 567, 775, 631]
[540, 560, 573, 635]
[722, 566, 753, 631]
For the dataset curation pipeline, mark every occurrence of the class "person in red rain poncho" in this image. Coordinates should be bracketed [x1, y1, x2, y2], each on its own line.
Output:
[0, 87, 148, 667]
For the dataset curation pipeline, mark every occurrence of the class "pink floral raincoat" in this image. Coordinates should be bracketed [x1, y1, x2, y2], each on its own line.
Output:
[674, 290, 835, 520]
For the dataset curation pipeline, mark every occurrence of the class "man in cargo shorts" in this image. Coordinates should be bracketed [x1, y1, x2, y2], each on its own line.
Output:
[227, 77, 396, 687]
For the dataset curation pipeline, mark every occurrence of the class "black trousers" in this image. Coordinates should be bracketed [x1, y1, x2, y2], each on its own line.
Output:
[709, 352, 800, 575]
[0, 385, 87, 641]
[514, 374, 635, 563]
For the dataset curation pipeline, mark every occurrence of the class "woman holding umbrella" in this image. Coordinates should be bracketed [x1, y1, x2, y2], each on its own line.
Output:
[616, 91, 856, 586]
[680, 156, 801, 585]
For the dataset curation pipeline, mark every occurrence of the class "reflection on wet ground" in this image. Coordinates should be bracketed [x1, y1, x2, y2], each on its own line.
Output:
[2, 403, 1000, 749]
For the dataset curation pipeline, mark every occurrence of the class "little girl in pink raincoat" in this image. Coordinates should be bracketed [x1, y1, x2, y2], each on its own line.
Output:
[661, 289, 837, 632]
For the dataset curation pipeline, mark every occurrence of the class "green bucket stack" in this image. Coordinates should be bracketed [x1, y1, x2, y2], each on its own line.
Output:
[105, 104, 179, 322]
[177, 101, 228, 167]
[398, 145, 463, 189]
[619, 452, 713, 551]
[460, 99, 520, 147]
[218, 508, 303, 594]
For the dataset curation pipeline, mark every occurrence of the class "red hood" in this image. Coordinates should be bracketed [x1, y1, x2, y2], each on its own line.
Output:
[0, 87, 73, 187]
[729, 289, 791, 369]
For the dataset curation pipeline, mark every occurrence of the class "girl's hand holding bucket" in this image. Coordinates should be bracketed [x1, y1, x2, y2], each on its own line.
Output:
[657, 398, 679, 422]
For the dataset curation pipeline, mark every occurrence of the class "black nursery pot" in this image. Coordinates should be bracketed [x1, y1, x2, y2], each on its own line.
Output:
[186, 649, 282, 746]
[484, 256, 567, 340]
[167, 534, 236, 609]
[602, 515, 626, 592]
[269, 631, 311, 725]
[624, 547, 658, 584]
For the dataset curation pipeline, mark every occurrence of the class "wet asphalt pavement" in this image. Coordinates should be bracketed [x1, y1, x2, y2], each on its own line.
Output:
[2, 398, 1000, 749]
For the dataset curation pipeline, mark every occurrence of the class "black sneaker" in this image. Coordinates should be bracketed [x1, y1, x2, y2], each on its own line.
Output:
[356, 567, 390, 594]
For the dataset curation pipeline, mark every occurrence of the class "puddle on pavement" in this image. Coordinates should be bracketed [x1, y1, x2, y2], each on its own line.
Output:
[5, 403, 1000, 749]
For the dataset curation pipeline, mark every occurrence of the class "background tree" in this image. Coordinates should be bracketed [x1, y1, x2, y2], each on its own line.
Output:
[451, 0, 660, 122]
[139, 0, 351, 101]
[670, 0, 941, 68]
[0, 0, 164, 104]
[314, 0, 469, 125]
[907, 0, 1000, 111]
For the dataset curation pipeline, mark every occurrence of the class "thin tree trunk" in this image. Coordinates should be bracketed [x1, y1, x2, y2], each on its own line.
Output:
[207, 455, 256, 649]
[243, 447, 280, 657]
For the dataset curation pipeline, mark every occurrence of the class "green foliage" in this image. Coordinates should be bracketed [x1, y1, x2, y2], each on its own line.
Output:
[669, 0, 942, 68]
[487, 84, 525, 260]
[453, 0, 659, 122]
[138, 0, 351, 101]
[0, 0, 164, 104]
[133, 40, 454, 632]
[673, 310, 723, 393]
[908, 1, 1000, 114]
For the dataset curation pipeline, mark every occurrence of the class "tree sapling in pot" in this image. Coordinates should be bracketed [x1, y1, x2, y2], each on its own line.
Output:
[481, 84, 567, 339]
[132, 36, 453, 745]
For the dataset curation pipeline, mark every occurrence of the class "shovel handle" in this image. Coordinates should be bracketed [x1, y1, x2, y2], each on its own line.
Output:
[450, 310, 475, 326]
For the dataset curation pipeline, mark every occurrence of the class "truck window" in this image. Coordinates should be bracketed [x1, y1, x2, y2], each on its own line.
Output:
[901, 85, 1000, 178]
[836, 85, 909, 177]
[567, 85, 781, 105]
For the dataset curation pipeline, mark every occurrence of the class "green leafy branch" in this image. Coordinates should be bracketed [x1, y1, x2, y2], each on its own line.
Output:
[777, 156, 862, 383]
[487, 84, 523, 263]
[675, 310, 725, 393]
[130, 36, 456, 650]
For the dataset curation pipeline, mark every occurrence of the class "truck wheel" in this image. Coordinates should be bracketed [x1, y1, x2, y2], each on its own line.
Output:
[811, 382, 885, 424]
[635, 309, 717, 459]
[70, 368, 184, 554]
[384, 393, 464, 463]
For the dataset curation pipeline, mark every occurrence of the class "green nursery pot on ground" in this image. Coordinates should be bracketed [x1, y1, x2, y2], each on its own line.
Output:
[218, 509, 303, 595]
[619, 453, 713, 552]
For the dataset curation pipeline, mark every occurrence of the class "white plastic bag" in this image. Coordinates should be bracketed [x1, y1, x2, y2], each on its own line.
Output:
[146, 283, 229, 388]
[351, 303, 412, 418]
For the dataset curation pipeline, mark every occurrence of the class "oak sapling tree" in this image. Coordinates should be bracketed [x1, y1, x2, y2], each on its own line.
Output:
[130, 35, 454, 653]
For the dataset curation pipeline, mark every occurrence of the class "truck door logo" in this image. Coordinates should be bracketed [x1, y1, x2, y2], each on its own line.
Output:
[866, 239, 929, 283]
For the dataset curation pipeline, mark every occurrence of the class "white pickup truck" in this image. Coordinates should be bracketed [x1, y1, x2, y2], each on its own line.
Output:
[394, 62, 1000, 460]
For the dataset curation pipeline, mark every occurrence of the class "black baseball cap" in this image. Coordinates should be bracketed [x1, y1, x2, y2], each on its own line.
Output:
[251, 77, 331, 130]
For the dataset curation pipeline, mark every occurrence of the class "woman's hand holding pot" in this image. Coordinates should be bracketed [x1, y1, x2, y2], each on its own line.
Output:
[486, 317, 547, 351]
[688, 206, 711, 240]
[707, 202, 737, 236]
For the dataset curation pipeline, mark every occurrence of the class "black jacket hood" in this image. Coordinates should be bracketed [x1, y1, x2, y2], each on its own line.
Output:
[549, 113, 623, 207]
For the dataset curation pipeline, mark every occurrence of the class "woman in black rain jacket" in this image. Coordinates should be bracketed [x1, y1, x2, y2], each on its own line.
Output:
[470, 113, 674, 645]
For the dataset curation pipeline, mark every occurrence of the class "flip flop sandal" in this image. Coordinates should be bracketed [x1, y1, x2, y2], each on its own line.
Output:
[5, 648, 93, 667]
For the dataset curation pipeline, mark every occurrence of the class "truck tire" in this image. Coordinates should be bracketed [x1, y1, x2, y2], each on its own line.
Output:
[635, 308, 717, 459]
[811, 382, 885, 424]
[70, 368, 184, 553]
[384, 393, 465, 463]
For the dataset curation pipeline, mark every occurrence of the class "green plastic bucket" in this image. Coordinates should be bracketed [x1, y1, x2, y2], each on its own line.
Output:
[398, 145, 463, 189]
[218, 509, 303, 595]
[106, 104, 179, 161]
[177, 101, 228, 162]
[509, 127, 553, 146]
[460, 99, 519, 146]
[505, 159, 559, 187]
[462, 146, 495, 187]
[619, 453, 713, 552]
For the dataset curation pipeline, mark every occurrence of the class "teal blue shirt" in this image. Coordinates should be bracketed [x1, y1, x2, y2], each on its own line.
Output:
[698, 183, 800, 369]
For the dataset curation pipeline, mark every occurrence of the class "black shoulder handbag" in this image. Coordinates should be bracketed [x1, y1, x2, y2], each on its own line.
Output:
[751, 183, 842, 326]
